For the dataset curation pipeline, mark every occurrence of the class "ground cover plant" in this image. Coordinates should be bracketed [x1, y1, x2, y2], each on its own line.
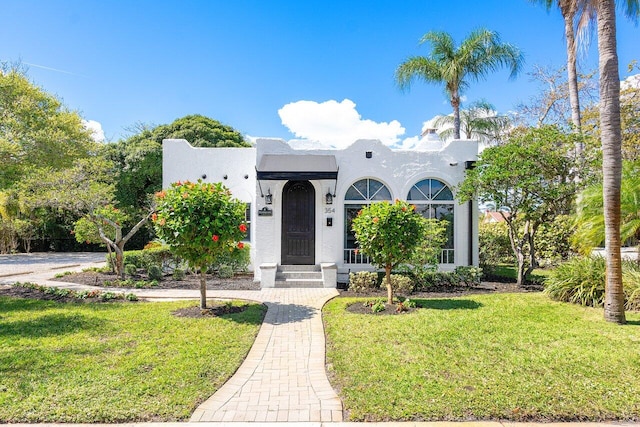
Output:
[323, 293, 640, 421]
[0, 295, 265, 422]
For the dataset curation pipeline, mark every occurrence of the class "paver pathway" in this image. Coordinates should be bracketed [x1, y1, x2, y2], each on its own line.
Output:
[190, 288, 343, 423]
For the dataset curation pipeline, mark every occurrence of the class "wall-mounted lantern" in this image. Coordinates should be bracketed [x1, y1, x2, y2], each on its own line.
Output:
[325, 191, 333, 205]
[265, 189, 273, 205]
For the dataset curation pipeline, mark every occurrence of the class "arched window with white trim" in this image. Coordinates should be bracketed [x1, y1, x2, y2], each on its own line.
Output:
[344, 178, 392, 264]
[407, 178, 455, 264]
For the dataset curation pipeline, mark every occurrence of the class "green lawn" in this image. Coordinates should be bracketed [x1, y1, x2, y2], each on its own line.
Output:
[0, 297, 265, 422]
[324, 293, 640, 421]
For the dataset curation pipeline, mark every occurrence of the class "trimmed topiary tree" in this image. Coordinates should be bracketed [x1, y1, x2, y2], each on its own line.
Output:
[153, 180, 247, 308]
[351, 200, 425, 304]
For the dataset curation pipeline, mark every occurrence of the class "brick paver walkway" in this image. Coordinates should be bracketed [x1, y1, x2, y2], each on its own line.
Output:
[190, 288, 343, 423]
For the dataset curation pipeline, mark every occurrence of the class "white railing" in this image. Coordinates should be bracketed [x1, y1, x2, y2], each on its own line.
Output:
[343, 249, 371, 264]
[344, 248, 455, 265]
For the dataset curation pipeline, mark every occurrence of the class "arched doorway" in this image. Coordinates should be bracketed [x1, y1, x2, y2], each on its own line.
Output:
[281, 181, 315, 265]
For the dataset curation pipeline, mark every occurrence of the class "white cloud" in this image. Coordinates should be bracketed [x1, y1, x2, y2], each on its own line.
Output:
[622, 73, 640, 90]
[278, 99, 406, 149]
[83, 119, 105, 142]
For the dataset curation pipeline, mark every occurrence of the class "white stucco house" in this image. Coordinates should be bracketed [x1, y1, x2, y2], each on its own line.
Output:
[163, 136, 479, 288]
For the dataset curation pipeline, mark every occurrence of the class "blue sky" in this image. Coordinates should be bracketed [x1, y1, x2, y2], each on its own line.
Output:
[1, 1, 638, 146]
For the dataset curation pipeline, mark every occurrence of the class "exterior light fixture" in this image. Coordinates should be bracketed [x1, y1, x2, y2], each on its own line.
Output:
[223, 174, 228, 180]
[265, 189, 273, 205]
[201, 174, 207, 179]
[325, 191, 333, 205]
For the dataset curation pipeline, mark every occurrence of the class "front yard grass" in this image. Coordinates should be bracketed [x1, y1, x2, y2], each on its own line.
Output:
[0, 297, 265, 422]
[324, 293, 640, 421]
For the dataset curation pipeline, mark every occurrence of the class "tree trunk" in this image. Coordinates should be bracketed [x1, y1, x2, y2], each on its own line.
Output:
[597, 0, 626, 324]
[451, 92, 461, 140]
[516, 250, 527, 288]
[385, 264, 393, 305]
[563, 5, 582, 135]
[114, 244, 125, 280]
[199, 267, 207, 309]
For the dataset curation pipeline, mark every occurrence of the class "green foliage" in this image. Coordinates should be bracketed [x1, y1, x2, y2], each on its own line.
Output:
[146, 264, 163, 281]
[413, 267, 483, 290]
[348, 271, 379, 292]
[210, 243, 251, 272]
[105, 115, 250, 212]
[172, 268, 186, 281]
[0, 64, 97, 190]
[395, 29, 523, 139]
[573, 160, 640, 254]
[217, 264, 234, 279]
[107, 246, 174, 269]
[389, 274, 414, 295]
[73, 205, 128, 245]
[124, 264, 137, 276]
[351, 200, 425, 270]
[154, 181, 247, 271]
[458, 126, 584, 285]
[534, 214, 574, 266]
[352, 200, 426, 303]
[403, 218, 448, 285]
[12, 282, 135, 301]
[544, 256, 640, 309]
[363, 298, 387, 313]
[478, 220, 513, 271]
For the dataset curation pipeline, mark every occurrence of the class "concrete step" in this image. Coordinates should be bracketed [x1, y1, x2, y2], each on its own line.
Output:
[277, 264, 321, 272]
[274, 278, 325, 288]
[276, 271, 323, 280]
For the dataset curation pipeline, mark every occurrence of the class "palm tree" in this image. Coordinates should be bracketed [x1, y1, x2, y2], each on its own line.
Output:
[535, 0, 583, 134]
[573, 161, 640, 260]
[595, 0, 629, 324]
[395, 29, 524, 140]
[433, 100, 511, 144]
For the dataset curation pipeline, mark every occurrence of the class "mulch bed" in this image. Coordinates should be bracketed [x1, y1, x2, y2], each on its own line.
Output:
[172, 303, 250, 318]
[52, 270, 260, 290]
[0, 285, 130, 304]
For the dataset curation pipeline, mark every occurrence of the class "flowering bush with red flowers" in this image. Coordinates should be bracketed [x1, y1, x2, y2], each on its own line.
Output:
[154, 180, 247, 308]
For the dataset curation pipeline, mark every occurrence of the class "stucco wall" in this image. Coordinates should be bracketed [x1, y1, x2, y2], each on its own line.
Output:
[162, 139, 257, 269]
[162, 137, 479, 283]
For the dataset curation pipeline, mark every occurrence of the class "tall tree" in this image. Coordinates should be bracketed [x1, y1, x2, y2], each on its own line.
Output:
[434, 100, 511, 144]
[534, 0, 583, 133]
[458, 126, 584, 286]
[395, 29, 524, 139]
[594, 0, 633, 324]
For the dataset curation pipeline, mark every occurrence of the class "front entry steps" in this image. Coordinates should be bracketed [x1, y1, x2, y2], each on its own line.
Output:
[275, 265, 323, 288]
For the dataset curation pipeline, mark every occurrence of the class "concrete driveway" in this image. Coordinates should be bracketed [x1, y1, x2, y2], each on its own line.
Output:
[0, 252, 107, 278]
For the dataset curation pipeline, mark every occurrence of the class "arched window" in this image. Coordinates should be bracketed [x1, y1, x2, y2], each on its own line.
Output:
[408, 179, 455, 264]
[344, 179, 392, 263]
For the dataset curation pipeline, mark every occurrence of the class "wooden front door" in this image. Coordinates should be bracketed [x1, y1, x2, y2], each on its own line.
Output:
[281, 181, 315, 265]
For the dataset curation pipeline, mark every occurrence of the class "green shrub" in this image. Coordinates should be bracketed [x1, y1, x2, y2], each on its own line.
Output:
[454, 266, 483, 286]
[478, 220, 513, 273]
[147, 265, 163, 281]
[623, 269, 640, 311]
[217, 264, 234, 279]
[390, 274, 413, 295]
[107, 246, 176, 270]
[545, 256, 640, 309]
[172, 268, 186, 281]
[348, 271, 378, 292]
[210, 244, 251, 273]
[125, 264, 138, 277]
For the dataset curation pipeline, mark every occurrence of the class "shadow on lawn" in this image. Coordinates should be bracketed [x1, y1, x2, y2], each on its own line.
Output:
[0, 313, 104, 337]
[413, 298, 483, 310]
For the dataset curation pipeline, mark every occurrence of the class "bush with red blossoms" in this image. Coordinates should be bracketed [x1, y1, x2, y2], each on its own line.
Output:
[153, 180, 247, 308]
